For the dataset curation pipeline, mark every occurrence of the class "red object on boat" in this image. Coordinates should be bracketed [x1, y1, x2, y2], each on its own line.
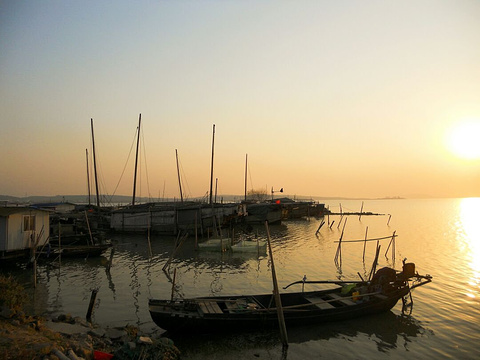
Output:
[94, 350, 113, 360]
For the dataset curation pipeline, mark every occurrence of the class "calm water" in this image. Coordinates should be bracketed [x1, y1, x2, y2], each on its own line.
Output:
[8, 198, 480, 359]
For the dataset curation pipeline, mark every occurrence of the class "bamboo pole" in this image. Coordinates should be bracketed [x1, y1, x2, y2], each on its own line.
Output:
[163, 233, 188, 271]
[33, 239, 37, 288]
[359, 201, 364, 221]
[315, 220, 325, 235]
[334, 234, 398, 243]
[362, 226, 369, 262]
[58, 222, 62, 266]
[147, 209, 152, 258]
[368, 243, 381, 281]
[170, 268, 177, 301]
[84, 211, 94, 245]
[195, 211, 198, 250]
[106, 247, 114, 273]
[334, 218, 347, 267]
[385, 231, 396, 263]
[265, 221, 288, 347]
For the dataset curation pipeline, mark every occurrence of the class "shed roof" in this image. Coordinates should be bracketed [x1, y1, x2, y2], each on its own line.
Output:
[0, 207, 50, 217]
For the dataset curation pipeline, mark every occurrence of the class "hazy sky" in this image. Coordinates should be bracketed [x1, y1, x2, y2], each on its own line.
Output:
[1, 1, 479, 200]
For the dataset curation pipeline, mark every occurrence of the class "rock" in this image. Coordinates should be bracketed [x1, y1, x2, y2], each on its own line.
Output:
[67, 349, 83, 360]
[45, 321, 90, 336]
[73, 317, 89, 327]
[33, 343, 53, 356]
[88, 327, 106, 338]
[105, 327, 126, 340]
[52, 349, 70, 360]
[15, 310, 25, 320]
[0, 306, 14, 319]
[138, 336, 153, 344]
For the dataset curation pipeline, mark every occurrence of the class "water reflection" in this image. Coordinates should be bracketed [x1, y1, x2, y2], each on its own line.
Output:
[459, 198, 480, 300]
[173, 311, 431, 358]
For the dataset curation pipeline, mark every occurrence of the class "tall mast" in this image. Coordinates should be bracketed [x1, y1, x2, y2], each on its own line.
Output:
[175, 149, 183, 203]
[244, 153, 248, 202]
[86, 149, 91, 206]
[90, 118, 100, 208]
[209, 124, 215, 205]
[132, 113, 141, 206]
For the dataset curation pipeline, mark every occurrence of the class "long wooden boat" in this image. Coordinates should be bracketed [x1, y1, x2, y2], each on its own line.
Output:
[149, 263, 431, 333]
[56, 243, 112, 258]
[39, 243, 112, 259]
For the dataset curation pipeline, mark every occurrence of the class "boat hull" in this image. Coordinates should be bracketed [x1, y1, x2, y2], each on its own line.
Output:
[149, 285, 410, 334]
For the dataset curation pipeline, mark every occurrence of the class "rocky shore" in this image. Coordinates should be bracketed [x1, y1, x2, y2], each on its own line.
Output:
[0, 275, 180, 360]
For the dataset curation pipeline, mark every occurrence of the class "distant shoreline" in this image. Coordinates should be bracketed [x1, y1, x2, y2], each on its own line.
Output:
[3, 194, 468, 206]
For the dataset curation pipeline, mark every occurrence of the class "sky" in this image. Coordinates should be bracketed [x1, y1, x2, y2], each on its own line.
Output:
[1, 1, 479, 200]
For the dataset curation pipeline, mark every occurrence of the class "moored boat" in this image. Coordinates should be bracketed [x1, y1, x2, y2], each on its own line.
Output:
[148, 262, 432, 333]
[231, 238, 267, 253]
[197, 237, 231, 252]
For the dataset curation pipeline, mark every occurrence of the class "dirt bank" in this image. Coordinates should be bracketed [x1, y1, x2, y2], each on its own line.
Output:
[0, 274, 180, 360]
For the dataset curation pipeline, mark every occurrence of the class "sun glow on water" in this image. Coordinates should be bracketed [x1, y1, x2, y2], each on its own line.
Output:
[459, 198, 480, 299]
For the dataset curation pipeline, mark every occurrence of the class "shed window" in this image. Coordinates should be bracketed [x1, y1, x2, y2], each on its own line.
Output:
[23, 215, 36, 231]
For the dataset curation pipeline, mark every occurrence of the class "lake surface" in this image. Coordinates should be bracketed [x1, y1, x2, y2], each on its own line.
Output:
[8, 198, 480, 359]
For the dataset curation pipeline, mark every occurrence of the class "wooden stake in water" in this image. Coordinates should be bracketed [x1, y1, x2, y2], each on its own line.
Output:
[368, 243, 381, 281]
[107, 247, 114, 273]
[334, 218, 347, 267]
[147, 209, 152, 258]
[194, 211, 198, 250]
[315, 220, 325, 235]
[170, 268, 177, 301]
[58, 222, 62, 265]
[385, 230, 396, 263]
[329, 220, 335, 229]
[265, 221, 288, 347]
[84, 211, 94, 246]
[86, 289, 98, 322]
[362, 226, 369, 262]
[359, 201, 364, 221]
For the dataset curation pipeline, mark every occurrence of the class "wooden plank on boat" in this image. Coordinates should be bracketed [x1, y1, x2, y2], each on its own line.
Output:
[329, 293, 356, 306]
[199, 301, 223, 314]
[198, 302, 209, 314]
[208, 301, 223, 314]
[305, 296, 335, 310]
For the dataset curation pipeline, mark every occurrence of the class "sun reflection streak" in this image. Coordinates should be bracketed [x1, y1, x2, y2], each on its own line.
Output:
[459, 198, 480, 299]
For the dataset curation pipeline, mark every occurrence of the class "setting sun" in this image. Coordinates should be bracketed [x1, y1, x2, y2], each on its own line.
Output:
[447, 120, 480, 160]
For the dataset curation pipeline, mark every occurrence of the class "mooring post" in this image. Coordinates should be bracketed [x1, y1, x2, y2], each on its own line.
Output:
[315, 220, 325, 235]
[265, 221, 288, 347]
[362, 226, 369, 262]
[147, 209, 153, 258]
[86, 289, 98, 322]
[106, 247, 114, 273]
[170, 268, 177, 301]
[33, 245, 37, 288]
